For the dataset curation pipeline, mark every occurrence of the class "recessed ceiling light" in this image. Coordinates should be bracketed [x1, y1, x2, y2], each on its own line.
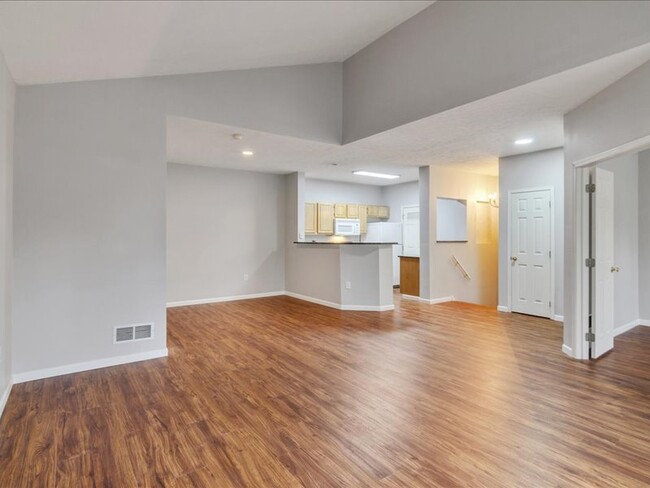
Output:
[353, 170, 400, 180]
[242, 150, 254, 156]
[232, 133, 243, 141]
[514, 138, 534, 145]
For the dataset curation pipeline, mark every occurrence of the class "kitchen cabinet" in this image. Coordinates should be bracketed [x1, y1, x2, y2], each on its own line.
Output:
[367, 205, 379, 218]
[359, 205, 368, 234]
[399, 256, 420, 297]
[346, 204, 359, 218]
[378, 205, 390, 219]
[317, 203, 335, 234]
[334, 203, 347, 218]
[305, 202, 317, 234]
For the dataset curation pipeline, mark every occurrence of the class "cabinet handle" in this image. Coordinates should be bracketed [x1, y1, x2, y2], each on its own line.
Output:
[511, 256, 518, 262]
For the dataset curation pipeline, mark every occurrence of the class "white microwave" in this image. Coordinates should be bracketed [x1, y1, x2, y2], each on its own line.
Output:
[334, 218, 360, 236]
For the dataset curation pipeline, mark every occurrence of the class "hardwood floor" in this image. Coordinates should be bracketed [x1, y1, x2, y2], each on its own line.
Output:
[1, 295, 650, 487]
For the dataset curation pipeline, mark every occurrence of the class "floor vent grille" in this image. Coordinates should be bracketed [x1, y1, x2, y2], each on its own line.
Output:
[114, 324, 154, 343]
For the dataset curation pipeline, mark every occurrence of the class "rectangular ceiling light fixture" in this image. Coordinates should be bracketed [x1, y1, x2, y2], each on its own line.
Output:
[352, 171, 400, 180]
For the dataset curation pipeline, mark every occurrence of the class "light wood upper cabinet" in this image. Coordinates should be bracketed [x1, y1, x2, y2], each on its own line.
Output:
[346, 204, 359, 218]
[367, 205, 379, 218]
[378, 205, 390, 219]
[317, 203, 335, 234]
[359, 205, 368, 234]
[334, 203, 347, 219]
[305, 202, 317, 234]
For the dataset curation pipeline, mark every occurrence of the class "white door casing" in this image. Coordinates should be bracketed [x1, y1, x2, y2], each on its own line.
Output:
[591, 168, 615, 358]
[509, 189, 552, 318]
[402, 205, 420, 257]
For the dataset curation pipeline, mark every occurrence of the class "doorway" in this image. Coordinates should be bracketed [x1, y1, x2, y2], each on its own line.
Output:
[401, 205, 420, 257]
[508, 188, 554, 318]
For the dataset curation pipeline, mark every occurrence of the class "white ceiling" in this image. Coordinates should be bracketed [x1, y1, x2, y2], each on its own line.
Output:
[0, 0, 432, 85]
[167, 43, 650, 186]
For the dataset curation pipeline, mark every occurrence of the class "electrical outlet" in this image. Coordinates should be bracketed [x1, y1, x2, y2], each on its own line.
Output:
[244, 274, 249, 281]
[345, 281, 352, 289]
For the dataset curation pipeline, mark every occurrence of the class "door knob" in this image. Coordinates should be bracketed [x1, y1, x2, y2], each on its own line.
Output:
[610, 266, 620, 273]
[511, 256, 518, 262]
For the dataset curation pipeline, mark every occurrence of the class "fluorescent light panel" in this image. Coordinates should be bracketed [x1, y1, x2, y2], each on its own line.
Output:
[353, 170, 400, 180]
[514, 138, 534, 145]
[241, 150, 254, 156]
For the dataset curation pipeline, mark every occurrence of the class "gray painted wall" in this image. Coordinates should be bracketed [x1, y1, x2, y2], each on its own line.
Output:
[344, 1, 650, 142]
[167, 164, 285, 303]
[382, 181, 419, 224]
[597, 153, 639, 330]
[0, 51, 14, 399]
[419, 167, 431, 299]
[13, 64, 341, 375]
[639, 150, 650, 320]
[498, 148, 564, 317]
[564, 59, 650, 354]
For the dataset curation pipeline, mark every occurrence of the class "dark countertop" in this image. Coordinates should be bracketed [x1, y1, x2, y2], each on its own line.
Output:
[294, 241, 398, 245]
[398, 255, 420, 259]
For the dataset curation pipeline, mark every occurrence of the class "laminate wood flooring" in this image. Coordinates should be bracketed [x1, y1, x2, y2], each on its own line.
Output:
[1, 295, 650, 487]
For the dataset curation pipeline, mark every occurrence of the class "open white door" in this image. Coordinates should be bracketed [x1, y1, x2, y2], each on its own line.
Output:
[591, 168, 615, 358]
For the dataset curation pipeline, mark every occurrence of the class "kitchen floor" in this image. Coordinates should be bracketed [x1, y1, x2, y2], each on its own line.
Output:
[1, 295, 649, 487]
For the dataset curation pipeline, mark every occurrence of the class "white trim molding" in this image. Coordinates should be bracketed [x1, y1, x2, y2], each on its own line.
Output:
[552, 315, 564, 323]
[284, 291, 394, 312]
[613, 319, 650, 337]
[497, 305, 510, 313]
[562, 344, 573, 357]
[401, 294, 420, 302]
[167, 291, 285, 308]
[420, 296, 455, 305]
[0, 382, 12, 419]
[639, 319, 650, 327]
[12, 348, 169, 384]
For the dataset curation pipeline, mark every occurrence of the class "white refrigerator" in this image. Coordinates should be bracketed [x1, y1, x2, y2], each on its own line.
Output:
[365, 222, 402, 286]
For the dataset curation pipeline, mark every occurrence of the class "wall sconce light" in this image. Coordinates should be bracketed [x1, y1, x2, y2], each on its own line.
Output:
[477, 193, 499, 208]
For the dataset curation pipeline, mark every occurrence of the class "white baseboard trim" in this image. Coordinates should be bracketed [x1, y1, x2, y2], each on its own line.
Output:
[167, 291, 284, 308]
[420, 296, 455, 305]
[552, 315, 564, 323]
[0, 381, 12, 420]
[284, 291, 342, 310]
[401, 294, 420, 301]
[341, 304, 395, 312]
[12, 348, 169, 384]
[562, 344, 573, 357]
[497, 305, 510, 313]
[285, 291, 394, 312]
[613, 319, 641, 337]
[639, 319, 650, 327]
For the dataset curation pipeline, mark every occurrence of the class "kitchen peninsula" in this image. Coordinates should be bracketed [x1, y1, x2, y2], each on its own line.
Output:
[290, 242, 396, 311]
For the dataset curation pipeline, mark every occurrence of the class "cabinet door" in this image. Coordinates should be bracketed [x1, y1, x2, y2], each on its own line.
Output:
[367, 205, 379, 218]
[334, 203, 347, 218]
[346, 204, 359, 218]
[318, 203, 334, 234]
[378, 205, 390, 219]
[358, 205, 368, 234]
[305, 202, 317, 234]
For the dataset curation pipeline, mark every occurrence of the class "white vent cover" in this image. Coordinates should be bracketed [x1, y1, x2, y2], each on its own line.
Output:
[114, 323, 153, 344]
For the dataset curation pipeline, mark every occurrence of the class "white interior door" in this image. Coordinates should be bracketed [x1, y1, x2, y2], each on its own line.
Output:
[591, 168, 615, 358]
[510, 190, 552, 318]
[402, 206, 420, 257]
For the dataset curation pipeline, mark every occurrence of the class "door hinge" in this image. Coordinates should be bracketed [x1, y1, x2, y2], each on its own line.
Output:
[585, 332, 596, 342]
[585, 183, 596, 193]
[585, 258, 596, 268]
[549, 250, 551, 258]
[549, 301, 552, 308]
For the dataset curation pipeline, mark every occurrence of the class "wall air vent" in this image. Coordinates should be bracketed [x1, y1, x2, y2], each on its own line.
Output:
[114, 323, 154, 344]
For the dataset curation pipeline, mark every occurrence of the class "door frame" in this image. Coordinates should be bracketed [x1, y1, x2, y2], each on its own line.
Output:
[570, 134, 650, 359]
[506, 186, 555, 319]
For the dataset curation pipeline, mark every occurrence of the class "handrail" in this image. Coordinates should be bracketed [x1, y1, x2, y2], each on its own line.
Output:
[451, 255, 471, 280]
